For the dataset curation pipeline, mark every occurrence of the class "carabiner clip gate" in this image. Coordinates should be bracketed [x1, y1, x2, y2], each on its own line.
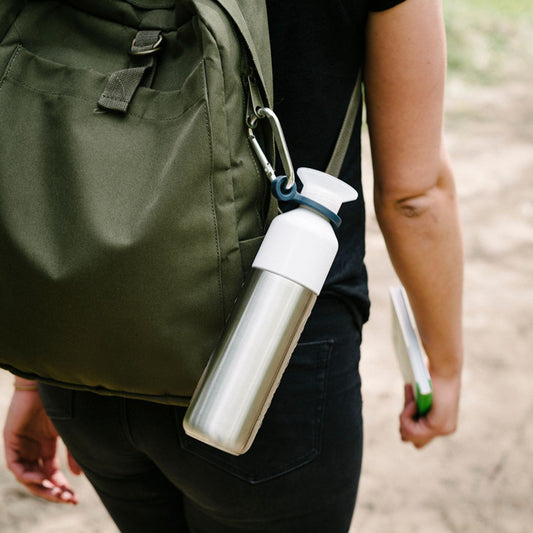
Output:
[248, 107, 296, 190]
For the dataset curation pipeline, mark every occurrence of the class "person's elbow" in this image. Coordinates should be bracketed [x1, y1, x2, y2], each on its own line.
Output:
[374, 148, 457, 222]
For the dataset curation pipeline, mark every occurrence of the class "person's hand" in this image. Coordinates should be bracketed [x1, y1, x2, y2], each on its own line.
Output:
[3, 384, 82, 504]
[399, 371, 461, 448]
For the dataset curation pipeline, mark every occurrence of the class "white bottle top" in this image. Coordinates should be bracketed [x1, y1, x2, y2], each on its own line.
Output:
[252, 168, 357, 294]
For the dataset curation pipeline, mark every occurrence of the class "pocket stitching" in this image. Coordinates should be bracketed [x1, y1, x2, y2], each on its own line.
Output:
[2, 45, 208, 122]
[0, 44, 21, 90]
[177, 339, 334, 483]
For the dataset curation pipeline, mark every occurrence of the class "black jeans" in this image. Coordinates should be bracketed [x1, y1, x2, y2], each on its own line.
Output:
[39, 299, 364, 533]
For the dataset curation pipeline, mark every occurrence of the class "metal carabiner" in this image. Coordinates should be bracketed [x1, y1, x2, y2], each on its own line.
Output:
[247, 107, 295, 189]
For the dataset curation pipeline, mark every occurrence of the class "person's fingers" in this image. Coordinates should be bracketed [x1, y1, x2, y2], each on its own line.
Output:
[5, 448, 46, 484]
[399, 390, 435, 448]
[7, 451, 79, 503]
[12, 462, 47, 485]
[399, 394, 418, 437]
[44, 459, 79, 502]
[403, 383, 415, 407]
[21, 479, 78, 505]
[67, 450, 83, 476]
[9, 462, 78, 504]
[400, 415, 433, 448]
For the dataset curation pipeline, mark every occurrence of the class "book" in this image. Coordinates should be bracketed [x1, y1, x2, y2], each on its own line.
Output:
[389, 286, 433, 415]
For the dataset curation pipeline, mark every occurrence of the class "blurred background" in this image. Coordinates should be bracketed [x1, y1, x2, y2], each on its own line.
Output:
[1, 1, 532, 531]
[355, 1, 533, 531]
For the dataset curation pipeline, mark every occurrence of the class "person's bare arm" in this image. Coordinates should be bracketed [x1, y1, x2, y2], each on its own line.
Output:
[365, 0, 463, 448]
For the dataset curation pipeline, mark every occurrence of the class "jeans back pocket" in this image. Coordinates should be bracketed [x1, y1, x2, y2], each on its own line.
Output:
[177, 340, 333, 484]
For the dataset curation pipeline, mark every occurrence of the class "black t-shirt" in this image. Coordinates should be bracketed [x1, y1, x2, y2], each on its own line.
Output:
[267, 0, 406, 324]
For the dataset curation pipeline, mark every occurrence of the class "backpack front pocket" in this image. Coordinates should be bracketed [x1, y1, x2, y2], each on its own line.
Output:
[0, 41, 229, 401]
[0, 0, 271, 404]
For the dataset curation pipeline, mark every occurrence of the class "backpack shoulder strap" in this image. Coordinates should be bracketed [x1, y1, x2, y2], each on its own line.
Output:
[214, 0, 273, 107]
[214, 0, 361, 180]
[325, 68, 363, 178]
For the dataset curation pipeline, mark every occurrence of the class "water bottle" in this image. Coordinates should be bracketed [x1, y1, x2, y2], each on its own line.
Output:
[183, 167, 357, 455]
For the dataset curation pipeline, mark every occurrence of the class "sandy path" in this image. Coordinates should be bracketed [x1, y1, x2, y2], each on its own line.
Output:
[352, 70, 533, 532]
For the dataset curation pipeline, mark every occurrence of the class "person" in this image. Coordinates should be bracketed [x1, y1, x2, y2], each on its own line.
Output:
[3, 0, 463, 531]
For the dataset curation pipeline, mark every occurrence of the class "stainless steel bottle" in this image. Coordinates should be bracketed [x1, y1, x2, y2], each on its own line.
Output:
[183, 168, 357, 455]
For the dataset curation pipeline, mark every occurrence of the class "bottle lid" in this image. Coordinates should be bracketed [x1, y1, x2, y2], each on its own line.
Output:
[272, 168, 358, 227]
[297, 168, 358, 213]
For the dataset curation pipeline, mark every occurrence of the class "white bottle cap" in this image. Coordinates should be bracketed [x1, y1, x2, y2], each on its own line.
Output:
[297, 167, 358, 213]
[252, 168, 358, 294]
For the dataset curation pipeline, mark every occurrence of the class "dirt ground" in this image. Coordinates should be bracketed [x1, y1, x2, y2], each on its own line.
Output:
[352, 68, 533, 532]
[1, 60, 532, 533]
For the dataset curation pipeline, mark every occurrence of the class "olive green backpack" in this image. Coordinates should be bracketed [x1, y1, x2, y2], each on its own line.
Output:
[0, 0, 361, 404]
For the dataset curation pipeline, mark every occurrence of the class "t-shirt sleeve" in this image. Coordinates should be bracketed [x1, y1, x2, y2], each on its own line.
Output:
[369, 0, 407, 12]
